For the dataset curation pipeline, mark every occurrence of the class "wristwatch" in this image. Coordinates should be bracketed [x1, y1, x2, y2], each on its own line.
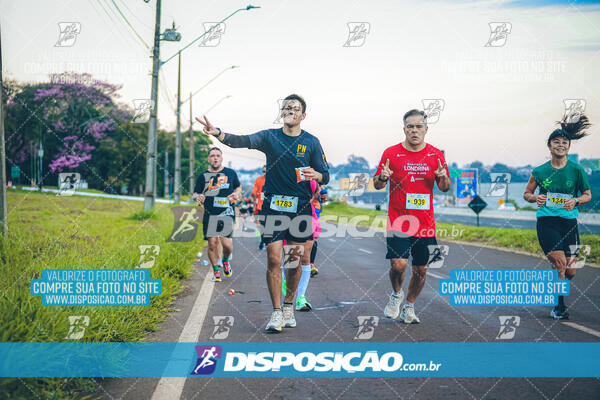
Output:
[575, 198, 580, 206]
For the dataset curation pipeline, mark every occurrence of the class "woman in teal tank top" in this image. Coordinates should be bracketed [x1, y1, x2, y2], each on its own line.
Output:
[523, 114, 592, 320]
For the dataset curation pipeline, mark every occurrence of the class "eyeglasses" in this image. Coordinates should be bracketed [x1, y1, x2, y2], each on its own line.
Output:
[282, 106, 302, 113]
[405, 124, 425, 129]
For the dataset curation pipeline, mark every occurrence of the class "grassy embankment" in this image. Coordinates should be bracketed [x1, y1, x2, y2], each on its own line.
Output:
[0, 189, 203, 399]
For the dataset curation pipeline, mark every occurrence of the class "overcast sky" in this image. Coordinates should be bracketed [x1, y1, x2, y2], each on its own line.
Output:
[2, 0, 600, 170]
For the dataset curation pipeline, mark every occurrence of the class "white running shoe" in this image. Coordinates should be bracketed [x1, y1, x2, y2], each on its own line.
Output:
[265, 310, 284, 332]
[384, 290, 404, 319]
[282, 304, 296, 328]
[399, 304, 420, 324]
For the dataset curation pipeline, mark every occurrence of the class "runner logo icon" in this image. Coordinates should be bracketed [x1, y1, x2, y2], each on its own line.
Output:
[58, 172, 80, 196]
[563, 99, 586, 124]
[343, 22, 370, 47]
[427, 245, 449, 269]
[354, 316, 379, 339]
[421, 99, 445, 124]
[198, 23, 226, 47]
[486, 173, 511, 197]
[485, 22, 512, 47]
[191, 345, 223, 375]
[55, 22, 81, 47]
[137, 245, 160, 269]
[496, 316, 520, 339]
[210, 316, 234, 339]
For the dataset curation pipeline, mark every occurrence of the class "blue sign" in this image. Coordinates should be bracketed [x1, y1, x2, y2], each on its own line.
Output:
[30, 269, 161, 306]
[455, 168, 478, 206]
[439, 269, 569, 306]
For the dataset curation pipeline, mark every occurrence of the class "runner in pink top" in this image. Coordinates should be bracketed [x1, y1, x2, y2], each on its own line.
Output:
[310, 180, 321, 240]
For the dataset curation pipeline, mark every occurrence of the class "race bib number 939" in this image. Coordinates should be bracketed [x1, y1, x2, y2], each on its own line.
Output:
[406, 193, 430, 210]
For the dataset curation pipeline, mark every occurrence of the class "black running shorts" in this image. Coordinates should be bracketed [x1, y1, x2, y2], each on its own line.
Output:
[386, 233, 438, 266]
[202, 213, 235, 240]
[259, 195, 313, 244]
[536, 216, 579, 257]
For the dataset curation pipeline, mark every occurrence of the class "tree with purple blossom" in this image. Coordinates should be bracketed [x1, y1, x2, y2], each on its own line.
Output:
[31, 72, 126, 172]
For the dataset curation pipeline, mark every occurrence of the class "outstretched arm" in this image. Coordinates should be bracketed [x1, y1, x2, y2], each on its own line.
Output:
[195, 115, 257, 149]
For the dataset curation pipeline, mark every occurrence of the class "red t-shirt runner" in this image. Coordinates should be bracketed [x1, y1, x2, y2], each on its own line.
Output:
[375, 142, 449, 237]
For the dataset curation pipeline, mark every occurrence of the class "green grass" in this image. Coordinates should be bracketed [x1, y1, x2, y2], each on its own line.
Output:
[322, 201, 600, 264]
[0, 190, 204, 399]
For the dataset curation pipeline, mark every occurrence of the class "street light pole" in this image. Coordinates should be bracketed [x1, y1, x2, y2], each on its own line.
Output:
[0, 22, 7, 236]
[144, 4, 259, 211]
[164, 150, 168, 198]
[174, 51, 182, 203]
[38, 137, 43, 191]
[144, 0, 161, 212]
[188, 92, 194, 198]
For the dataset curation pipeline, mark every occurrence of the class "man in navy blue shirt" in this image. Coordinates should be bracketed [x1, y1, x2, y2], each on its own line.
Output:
[196, 94, 329, 333]
[193, 147, 241, 282]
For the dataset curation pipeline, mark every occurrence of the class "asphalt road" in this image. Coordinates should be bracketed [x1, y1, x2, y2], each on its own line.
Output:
[100, 221, 600, 400]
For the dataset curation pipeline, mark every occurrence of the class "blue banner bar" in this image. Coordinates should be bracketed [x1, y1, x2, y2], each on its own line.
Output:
[0, 343, 598, 378]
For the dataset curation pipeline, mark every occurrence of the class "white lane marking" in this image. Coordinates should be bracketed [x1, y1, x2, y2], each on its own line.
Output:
[328, 238, 336, 242]
[151, 268, 215, 400]
[426, 271, 448, 279]
[561, 322, 600, 338]
[358, 248, 372, 254]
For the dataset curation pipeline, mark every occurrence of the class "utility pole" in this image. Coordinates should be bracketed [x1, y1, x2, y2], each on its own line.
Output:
[143, 4, 258, 211]
[0, 23, 7, 236]
[38, 137, 43, 191]
[174, 51, 182, 204]
[188, 92, 194, 198]
[164, 150, 168, 198]
[144, 0, 161, 212]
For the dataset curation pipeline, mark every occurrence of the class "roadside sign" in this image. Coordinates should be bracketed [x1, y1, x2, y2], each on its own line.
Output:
[455, 168, 478, 206]
[11, 166, 20, 179]
[449, 168, 461, 179]
[468, 195, 487, 227]
[468, 195, 487, 214]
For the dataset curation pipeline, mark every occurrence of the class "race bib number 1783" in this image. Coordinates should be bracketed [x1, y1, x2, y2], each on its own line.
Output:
[270, 195, 298, 213]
